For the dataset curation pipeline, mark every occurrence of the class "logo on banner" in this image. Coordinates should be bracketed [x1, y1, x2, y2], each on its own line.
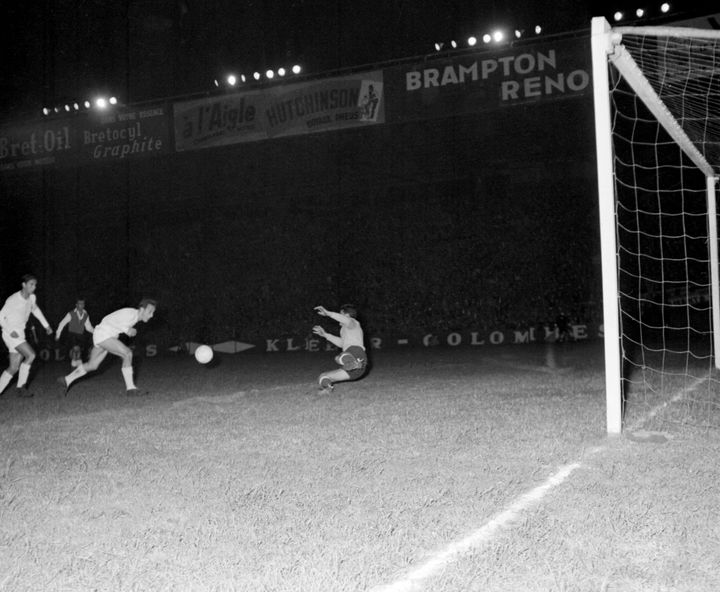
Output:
[359, 81, 382, 122]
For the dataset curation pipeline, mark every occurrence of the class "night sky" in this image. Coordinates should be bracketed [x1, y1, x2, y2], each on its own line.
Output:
[0, 1, 711, 118]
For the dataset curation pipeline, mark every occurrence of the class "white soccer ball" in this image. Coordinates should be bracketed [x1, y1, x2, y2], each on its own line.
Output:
[194, 345, 214, 364]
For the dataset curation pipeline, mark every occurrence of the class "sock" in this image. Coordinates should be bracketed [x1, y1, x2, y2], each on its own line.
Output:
[121, 367, 136, 390]
[0, 370, 13, 394]
[17, 363, 31, 388]
[65, 364, 88, 386]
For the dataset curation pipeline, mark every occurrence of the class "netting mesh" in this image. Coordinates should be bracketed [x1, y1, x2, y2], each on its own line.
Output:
[620, 29, 720, 173]
[608, 29, 720, 431]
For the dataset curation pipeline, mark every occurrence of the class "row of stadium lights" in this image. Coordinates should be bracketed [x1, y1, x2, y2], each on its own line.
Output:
[42, 96, 118, 116]
[433, 2, 674, 51]
[435, 25, 543, 51]
[37, 64, 304, 115]
[38, 3, 675, 115]
[612, 2, 672, 21]
[215, 64, 303, 89]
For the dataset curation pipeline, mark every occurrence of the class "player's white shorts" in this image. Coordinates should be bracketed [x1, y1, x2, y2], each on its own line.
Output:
[2, 330, 27, 353]
[92, 326, 118, 346]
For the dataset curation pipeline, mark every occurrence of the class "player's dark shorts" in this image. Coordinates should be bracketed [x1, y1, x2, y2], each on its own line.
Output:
[67, 331, 88, 350]
[335, 345, 368, 379]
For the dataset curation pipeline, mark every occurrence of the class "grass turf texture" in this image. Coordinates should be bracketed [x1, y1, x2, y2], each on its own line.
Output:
[0, 343, 718, 591]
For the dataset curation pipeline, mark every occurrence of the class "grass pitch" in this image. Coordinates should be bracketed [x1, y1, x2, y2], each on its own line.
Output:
[1, 342, 718, 591]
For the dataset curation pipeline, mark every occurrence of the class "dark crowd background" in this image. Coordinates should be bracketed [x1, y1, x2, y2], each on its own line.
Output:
[0, 97, 601, 349]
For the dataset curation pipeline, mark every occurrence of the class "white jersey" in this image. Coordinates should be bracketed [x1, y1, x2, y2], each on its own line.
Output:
[93, 308, 140, 345]
[0, 292, 50, 334]
[340, 319, 365, 350]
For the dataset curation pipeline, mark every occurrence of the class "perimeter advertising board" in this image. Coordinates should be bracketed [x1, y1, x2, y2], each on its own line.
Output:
[383, 35, 591, 123]
[0, 120, 75, 171]
[1, 35, 590, 167]
[0, 103, 171, 172]
[77, 104, 170, 163]
[174, 71, 385, 151]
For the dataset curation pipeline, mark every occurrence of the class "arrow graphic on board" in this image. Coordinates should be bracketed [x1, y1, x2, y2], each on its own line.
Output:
[167, 341, 256, 354]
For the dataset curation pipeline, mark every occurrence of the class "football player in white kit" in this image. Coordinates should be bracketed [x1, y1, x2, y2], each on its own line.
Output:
[0, 274, 54, 398]
[312, 304, 368, 394]
[59, 298, 157, 396]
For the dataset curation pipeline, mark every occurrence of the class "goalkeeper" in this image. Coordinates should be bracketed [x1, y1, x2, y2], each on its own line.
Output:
[312, 304, 368, 394]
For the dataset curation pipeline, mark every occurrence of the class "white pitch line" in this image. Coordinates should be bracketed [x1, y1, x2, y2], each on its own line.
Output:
[625, 375, 708, 433]
[368, 461, 584, 592]
[370, 377, 709, 592]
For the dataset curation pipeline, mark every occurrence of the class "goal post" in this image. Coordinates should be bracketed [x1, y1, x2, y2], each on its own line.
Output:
[591, 17, 720, 434]
[591, 18, 624, 434]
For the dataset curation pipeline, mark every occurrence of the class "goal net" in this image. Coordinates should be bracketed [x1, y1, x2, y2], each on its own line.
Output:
[591, 17, 720, 434]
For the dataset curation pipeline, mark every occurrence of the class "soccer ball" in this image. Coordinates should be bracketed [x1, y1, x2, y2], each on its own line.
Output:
[194, 345, 214, 364]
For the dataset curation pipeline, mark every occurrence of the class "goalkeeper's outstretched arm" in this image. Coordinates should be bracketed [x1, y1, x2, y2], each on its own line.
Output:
[312, 324, 343, 348]
[314, 305, 352, 326]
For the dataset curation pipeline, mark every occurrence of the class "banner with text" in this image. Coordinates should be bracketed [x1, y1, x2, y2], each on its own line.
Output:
[174, 71, 384, 151]
[1, 35, 590, 169]
[383, 36, 591, 123]
[0, 102, 171, 172]
[0, 120, 75, 171]
[78, 104, 170, 163]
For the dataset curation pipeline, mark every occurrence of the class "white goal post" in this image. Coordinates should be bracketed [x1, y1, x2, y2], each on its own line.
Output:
[591, 17, 720, 434]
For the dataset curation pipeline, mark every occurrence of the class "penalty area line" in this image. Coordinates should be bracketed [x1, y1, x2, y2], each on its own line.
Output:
[368, 461, 583, 592]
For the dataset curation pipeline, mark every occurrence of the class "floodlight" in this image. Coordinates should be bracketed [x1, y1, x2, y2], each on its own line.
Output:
[64, 104, 71, 112]
[278, 67, 286, 76]
[266, 69, 274, 79]
[42, 107, 50, 116]
[450, 40, 457, 48]
[95, 97, 107, 109]
[483, 33, 491, 43]
[84, 100, 91, 109]
[109, 97, 117, 105]
[227, 74, 237, 86]
[467, 36, 477, 46]
[636, 8, 645, 17]
[434, 42, 443, 51]
[534, 25, 542, 34]
[253, 71, 261, 80]
[292, 64, 302, 74]
[515, 29, 522, 38]
[660, 3, 670, 12]
[492, 30, 504, 42]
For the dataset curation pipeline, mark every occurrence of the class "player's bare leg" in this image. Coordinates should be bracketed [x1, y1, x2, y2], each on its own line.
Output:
[93, 338, 145, 395]
[318, 368, 351, 395]
[59, 344, 109, 395]
[0, 351, 24, 396]
[13, 342, 37, 397]
[70, 345, 82, 367]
